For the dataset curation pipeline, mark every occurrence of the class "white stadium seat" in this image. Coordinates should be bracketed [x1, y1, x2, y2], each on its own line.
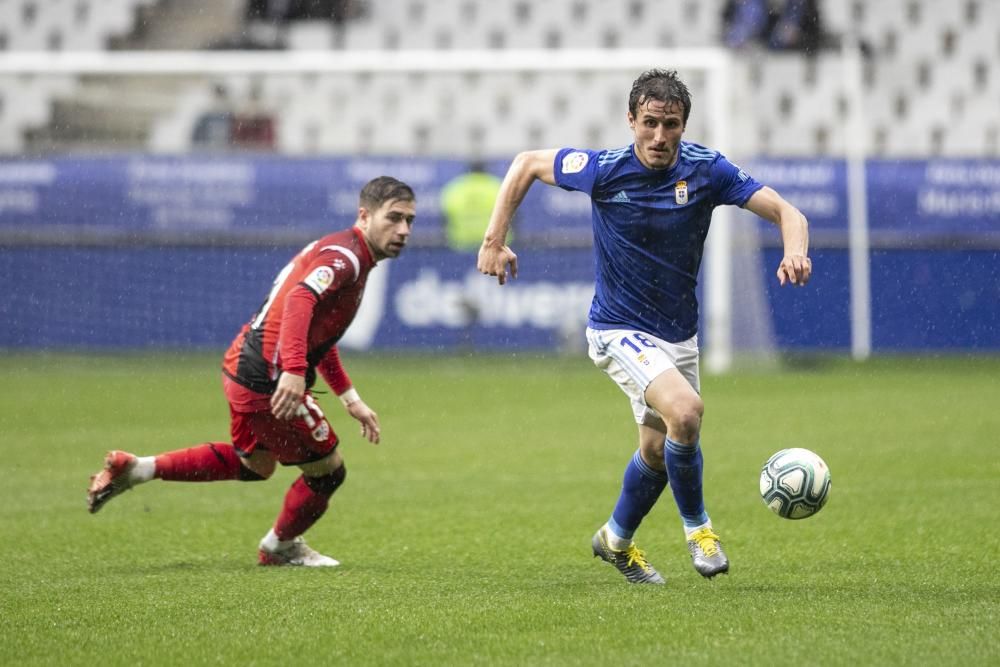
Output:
[0, 0, 996, 158]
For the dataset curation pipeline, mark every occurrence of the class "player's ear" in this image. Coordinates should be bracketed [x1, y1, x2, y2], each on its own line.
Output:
[627, 111, 635, 129]
[356, 206, 370, 229]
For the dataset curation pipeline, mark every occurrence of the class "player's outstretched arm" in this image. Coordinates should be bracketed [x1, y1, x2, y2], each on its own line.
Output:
[744, 186, 812, 286]
[478, 149, 558, 285]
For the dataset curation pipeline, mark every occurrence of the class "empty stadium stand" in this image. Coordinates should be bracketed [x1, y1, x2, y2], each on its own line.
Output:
[0, 0, 996, 158]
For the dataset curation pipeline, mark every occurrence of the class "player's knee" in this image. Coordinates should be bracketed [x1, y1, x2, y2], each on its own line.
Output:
[669, 397, 704, 439]
[303, 465, 346, 496]
[674, 409, 702, 435]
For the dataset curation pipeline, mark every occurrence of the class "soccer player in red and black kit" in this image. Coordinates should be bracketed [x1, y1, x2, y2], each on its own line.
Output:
[87, 176, 416, 567]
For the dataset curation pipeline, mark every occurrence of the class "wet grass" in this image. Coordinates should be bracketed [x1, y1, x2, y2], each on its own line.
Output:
[1, 352, 998, 666]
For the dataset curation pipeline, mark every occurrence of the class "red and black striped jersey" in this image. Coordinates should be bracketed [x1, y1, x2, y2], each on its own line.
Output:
[223, 226, 375, 397]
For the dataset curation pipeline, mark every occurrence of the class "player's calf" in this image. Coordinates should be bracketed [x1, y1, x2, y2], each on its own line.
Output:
[258, 465, 347, 566]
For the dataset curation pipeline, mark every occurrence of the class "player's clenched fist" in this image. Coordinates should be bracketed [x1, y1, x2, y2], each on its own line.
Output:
[477, 243, 518, 285]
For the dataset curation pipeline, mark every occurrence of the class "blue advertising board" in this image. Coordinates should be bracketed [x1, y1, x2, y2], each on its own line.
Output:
[3, 155, 995, 240]
[868, 160, 1000, 236]
[0, 156, 592, 241]
[0, 156, 997, 352]
[0, 244, 595, 351]
[741, 158, 847, 234]
[741, 158, 1000, 240]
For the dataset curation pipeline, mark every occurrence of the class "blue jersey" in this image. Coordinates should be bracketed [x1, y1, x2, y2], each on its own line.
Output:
[554, 141, 763, 342]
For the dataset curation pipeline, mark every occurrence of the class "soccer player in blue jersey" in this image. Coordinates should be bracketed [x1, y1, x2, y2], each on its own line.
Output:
[477, 69, 811, 584]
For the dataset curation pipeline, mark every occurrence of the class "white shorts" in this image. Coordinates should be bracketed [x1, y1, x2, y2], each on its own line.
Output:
[586, 327, 701, 425]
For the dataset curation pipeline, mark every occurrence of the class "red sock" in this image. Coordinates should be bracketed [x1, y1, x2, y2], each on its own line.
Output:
[154, 443, 241, 482]
[273, 476, 331, 541]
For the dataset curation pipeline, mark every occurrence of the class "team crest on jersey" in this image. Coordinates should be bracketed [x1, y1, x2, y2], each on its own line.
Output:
[310, 421, 330, 442]
[561, 151, 589, 174]
[304, 266, 335, 294]
[675, 181, 689, 205]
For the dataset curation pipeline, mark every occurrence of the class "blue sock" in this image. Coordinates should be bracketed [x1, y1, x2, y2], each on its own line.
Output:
[664, 437, 709, 530]
[608, 450, 669, 540]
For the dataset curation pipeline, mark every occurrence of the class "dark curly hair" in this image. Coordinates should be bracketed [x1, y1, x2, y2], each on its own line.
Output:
[628, 69, 692, 125]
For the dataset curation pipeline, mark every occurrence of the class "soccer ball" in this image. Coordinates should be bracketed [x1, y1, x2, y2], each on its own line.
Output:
[759, 448, 831, 519]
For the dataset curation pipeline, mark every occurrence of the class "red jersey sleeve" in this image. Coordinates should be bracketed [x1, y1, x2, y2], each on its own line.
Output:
[277, 285, 316, 376]
[317, 345, 352, 395]
[278, 250, 358, 377]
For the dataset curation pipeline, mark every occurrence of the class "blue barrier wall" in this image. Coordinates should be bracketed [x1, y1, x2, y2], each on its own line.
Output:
[1, 156, 997, 352]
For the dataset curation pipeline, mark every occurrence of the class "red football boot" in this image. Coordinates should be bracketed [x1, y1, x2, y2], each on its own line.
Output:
[258, 536, 340, 567]
[87, 450, 137, 514]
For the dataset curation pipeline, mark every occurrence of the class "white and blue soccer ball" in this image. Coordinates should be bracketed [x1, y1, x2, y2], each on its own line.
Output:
[759, 448, 831, 519]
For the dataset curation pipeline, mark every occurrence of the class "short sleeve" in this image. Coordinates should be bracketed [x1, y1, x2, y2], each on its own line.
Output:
[553, 148, 602, 195]
[710, 155, 764, 207]
[299, 248, 358, 296]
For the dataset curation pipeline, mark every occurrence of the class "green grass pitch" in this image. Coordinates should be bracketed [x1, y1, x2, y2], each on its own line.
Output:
[1, 352, 998, 666]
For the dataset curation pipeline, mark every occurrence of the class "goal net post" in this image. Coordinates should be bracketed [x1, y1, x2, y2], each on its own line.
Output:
[0, 48, 772, 371]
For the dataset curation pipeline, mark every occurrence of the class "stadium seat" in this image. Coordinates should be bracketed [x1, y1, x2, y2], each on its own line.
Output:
[176, 0, 1000, 157]
[954, 12, 1000, 60]
[148, 84, 218, 153]
[0, 0, 151, 51]
[3, 0, 997, 159]
[0, 74, 77, 152]
[286, 22, 336, 50]
[818, 0, 850, 35]
[667, 0, 726, 48]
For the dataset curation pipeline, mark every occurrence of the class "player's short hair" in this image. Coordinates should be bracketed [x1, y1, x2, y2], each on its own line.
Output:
[359, 176, 416, 210]
[628, 69, 692, 125]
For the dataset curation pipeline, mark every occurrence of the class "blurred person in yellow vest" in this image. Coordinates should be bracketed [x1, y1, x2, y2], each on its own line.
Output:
[441, 161, 505, 252]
